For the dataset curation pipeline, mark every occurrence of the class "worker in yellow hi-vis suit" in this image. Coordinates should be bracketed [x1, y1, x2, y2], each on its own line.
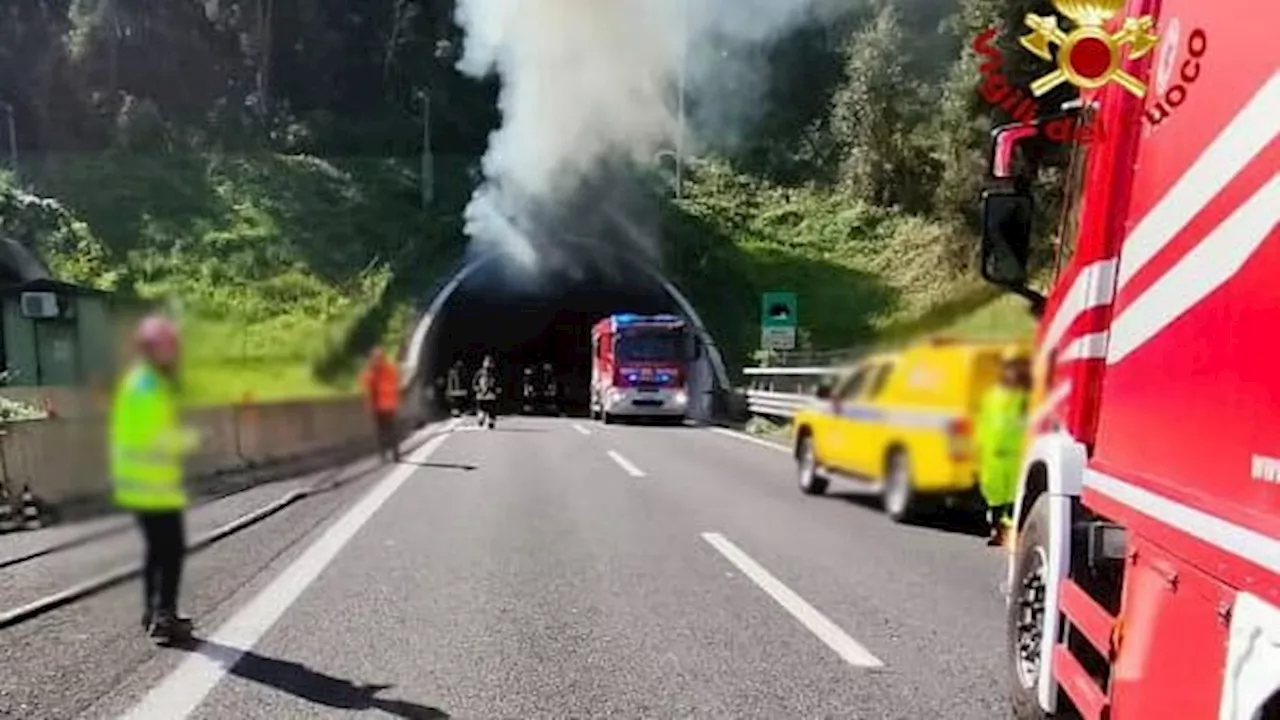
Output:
[110, 315, 200, 640]
[977, 347, 1031, 547]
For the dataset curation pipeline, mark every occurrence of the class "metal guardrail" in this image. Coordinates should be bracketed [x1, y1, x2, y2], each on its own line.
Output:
[741, 366, 838, 420]
[753, 347, 867, 368]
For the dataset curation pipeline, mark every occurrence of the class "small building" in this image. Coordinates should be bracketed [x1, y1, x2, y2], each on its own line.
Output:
[0, 237, 143, 392]
[0, 278, 114, 388]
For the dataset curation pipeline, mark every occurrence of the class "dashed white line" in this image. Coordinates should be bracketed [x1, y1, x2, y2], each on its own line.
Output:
[121, 427, 455, 720]
[606, 450, 646, 477]
[708, 426, 791, 454]
[571, 423, 592, 436]
[701, 532, 885, 669]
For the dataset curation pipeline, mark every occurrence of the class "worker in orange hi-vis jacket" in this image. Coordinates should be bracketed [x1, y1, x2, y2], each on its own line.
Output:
[360, 347, 401, 462]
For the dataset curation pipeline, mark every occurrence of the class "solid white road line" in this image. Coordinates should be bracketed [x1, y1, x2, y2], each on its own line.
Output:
[121, 427, 456, 720]
[606, 450, 646, 477]
[701, 532, 885, 669]
[571, 423, 592, 436]
[708, 426, 791, 454]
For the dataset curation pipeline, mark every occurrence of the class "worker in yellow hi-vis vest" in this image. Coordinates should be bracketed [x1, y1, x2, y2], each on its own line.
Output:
[977, 347, 1031, 547]
[110, 315, 200, 641]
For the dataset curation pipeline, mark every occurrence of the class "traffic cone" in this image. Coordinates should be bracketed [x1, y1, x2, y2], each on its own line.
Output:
[0, 489, 17, 533]
[19, 486, 42, 530]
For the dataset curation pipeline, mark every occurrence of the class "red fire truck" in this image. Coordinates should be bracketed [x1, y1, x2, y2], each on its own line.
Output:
[975, 1, 1279, 718]
[589, 314, 692, 424]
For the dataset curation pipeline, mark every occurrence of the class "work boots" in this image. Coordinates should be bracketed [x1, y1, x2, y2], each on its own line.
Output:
[149, 610, 194, 642]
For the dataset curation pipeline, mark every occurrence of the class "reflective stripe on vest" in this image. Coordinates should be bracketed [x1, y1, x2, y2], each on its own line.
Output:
[112, 478, 186, 507]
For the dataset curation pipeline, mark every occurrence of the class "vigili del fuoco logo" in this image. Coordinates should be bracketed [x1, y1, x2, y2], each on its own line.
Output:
[974, 0, 1207, 143]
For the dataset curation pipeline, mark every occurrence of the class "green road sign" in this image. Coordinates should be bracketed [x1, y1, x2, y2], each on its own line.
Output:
[761, 292, 798, 328]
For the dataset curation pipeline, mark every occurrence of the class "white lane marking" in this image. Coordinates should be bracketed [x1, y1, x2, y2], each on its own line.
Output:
[1108, 173, 1280, 364]
[1118, 70, 1280, 290]
[708, 426, 791, 454]
[701, 532, 884, 669]
[122, 429, 455, 720]
[606, 450, 646, 478]
[571, 423, 592, 436]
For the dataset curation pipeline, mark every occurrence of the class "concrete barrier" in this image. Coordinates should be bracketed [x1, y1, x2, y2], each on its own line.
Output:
[0, 395, 397, 523]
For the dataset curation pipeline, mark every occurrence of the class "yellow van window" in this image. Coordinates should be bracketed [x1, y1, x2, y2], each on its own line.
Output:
[836, 366, 870, 399]
[865, 363, 894, 400]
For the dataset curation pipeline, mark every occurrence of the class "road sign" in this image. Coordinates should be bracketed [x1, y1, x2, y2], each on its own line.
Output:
[762, 326, 797, 351]
[761, 292, 798, 328]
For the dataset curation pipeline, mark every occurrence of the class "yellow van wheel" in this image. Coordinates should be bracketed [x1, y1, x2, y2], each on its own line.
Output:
[796, 434, 829, 496]
[882, 450, 918, 522]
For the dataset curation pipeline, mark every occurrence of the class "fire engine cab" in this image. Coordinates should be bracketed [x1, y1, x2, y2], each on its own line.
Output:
[976, 1, 1279, 718]
[589, 314, 693, 424]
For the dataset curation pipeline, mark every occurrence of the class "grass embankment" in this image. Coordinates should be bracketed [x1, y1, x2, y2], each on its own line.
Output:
[34, 151, 453, 405]
[662, 162, 1035, 371]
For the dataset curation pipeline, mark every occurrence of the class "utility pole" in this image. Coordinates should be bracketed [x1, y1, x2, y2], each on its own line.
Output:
[1, 102, 17, 177]
[420, 88, 434, 210]
[674, 0, 688, 200]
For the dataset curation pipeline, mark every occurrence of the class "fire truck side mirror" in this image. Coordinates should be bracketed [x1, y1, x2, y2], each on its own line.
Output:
[980, 189, 1034, 288]
[988, 123, 1040, 180]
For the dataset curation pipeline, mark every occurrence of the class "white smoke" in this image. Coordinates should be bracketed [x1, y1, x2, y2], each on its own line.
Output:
[453, 0, 834, 271]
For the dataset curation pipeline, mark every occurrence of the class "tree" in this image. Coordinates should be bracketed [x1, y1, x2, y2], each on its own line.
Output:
[830, 5, 936, 213]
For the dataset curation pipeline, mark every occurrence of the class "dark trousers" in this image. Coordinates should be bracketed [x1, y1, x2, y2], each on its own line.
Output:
[136, 511, 185, 615]
[374, 411, 399, 459]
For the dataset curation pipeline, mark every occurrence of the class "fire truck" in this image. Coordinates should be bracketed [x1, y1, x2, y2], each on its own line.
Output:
[589, 314, 693, 424]
[975, 1, 1279, 718]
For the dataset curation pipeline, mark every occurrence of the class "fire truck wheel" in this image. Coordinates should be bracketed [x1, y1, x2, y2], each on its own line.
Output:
[882, 450, 917, 523]
[796, 435, 828, 495]
[1007, 493, 1053, 720]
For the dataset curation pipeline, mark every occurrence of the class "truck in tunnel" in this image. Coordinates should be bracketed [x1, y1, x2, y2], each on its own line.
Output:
[424, 258, 686, 417]
[589, 314, 695, 424]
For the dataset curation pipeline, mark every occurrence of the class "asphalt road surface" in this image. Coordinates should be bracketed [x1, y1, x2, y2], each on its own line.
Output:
[0, 416, 1009, 719]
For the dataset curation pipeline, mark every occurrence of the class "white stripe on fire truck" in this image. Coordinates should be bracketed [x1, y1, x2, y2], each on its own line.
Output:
[1057, 331, 1109, 363]
[1028, 381, 1071, 431]
[1108, 174, 1280, 364]
[1037, 259, 1117, 367]
[1116, 70, 1280, 290]
[1084, 469, 1280, 576]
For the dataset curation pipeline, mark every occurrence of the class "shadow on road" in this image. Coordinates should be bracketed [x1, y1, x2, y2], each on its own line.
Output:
[399, 461, 478, 471]
[463, 427, 547, 434]
[830, 493, 989, 539]
[180, 639, 450, 718]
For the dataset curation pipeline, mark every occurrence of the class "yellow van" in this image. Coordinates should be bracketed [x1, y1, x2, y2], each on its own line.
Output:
[791, 337, 1029, 522]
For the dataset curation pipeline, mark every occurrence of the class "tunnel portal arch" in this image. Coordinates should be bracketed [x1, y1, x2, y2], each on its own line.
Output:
[401, 251, 731, 423]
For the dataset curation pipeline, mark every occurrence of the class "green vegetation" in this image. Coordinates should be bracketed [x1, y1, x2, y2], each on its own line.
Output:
[2, 0, 1065, 401]
[27, 152, 456, 404]
[650, 0, 1067, 370]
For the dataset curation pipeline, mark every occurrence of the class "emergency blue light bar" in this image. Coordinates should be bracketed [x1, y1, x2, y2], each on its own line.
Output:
[614, 313, 683, 326]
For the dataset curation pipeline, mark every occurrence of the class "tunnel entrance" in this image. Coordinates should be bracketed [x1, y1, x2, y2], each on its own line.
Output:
[425, 258, 681, 415]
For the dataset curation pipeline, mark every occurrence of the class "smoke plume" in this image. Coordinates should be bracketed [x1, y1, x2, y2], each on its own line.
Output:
[453, 0, 834, 275]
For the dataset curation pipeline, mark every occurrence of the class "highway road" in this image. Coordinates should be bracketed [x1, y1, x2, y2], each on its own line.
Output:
[0, 416, 1009, 719]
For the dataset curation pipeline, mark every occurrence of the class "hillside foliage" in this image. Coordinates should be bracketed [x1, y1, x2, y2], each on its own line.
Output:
[0, 0, 1069, 396]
